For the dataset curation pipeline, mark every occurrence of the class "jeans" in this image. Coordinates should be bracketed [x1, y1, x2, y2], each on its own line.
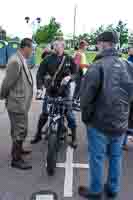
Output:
[123, 135, 128, 146]
[87, 127, 124, 193]
[65, 110, 76, 129]
[73, 72, 82, 100]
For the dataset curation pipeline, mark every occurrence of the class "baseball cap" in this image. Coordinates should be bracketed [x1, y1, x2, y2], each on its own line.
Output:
[96, 31, 119, 44]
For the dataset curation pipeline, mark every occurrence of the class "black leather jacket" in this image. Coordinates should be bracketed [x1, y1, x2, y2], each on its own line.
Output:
[36, 53, 77, 97]
[80, 48, 133, 136]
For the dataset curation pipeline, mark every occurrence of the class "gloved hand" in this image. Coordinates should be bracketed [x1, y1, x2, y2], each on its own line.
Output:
[61, 76, 71, 86]
[36, 89, 43, 100]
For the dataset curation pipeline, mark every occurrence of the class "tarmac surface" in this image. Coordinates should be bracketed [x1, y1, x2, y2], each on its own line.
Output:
[0, 67, 133, 200]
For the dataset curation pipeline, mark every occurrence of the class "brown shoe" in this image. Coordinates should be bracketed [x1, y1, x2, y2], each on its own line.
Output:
[11, 141, 32, 170]
[19, 141, 32, 155]
[21, 149, 32, 155]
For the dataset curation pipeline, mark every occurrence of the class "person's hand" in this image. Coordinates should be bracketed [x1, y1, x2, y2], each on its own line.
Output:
[36, 89, 43, 100]
[61, 76, 71, 85]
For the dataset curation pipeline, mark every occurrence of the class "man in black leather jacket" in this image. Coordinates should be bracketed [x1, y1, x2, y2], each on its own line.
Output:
[79, 31, 133, 199]
[31, 40, 77, 148]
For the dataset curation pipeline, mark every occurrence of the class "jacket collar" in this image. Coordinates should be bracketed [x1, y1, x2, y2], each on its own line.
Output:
[17, 51, 33, 85]
[94, 48, 119, 61]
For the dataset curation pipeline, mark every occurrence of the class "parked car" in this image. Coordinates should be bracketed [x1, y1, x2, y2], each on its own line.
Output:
[120, 47, 128, 54]
[87, 46, 97, 51]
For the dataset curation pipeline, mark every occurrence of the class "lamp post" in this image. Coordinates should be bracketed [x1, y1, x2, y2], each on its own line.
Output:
[73, 4, 77, 48]
[24, 17, 41, 68]
[0, 26, 6, 40]
[24, 17, 41, 40]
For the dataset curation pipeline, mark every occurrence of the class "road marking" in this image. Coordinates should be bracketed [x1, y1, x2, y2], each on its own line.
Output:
[45, 146, 89, 198]
[63, 146, 74, 197]
[56, 163, 89, 169]
[57, 146, 89, 198]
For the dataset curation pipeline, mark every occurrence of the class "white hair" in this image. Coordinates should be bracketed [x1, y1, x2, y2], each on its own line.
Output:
[53, 40, 65, 49]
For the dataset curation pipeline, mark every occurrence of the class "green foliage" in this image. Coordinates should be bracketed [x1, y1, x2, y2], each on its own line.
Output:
[35, 48, 43, 64]
[128, 33, 133, 47]
[115, 20, 128, 47]
[6, 36, 12, 41]
[35, 17, 62, 44]
[76, 20, 128, 47]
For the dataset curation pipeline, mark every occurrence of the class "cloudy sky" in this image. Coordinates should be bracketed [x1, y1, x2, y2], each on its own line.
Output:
[0, 0, 133, 38]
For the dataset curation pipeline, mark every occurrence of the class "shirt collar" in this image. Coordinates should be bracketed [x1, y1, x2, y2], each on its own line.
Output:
[18, 50, 26, 61]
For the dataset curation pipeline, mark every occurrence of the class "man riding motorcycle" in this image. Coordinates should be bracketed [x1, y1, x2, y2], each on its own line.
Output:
[31, 40, 78, 148]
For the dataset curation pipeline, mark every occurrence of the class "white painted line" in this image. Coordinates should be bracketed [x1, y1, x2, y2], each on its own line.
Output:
[56, 163, 89, 169]
[45, 146, 89, 198]
[72, 163, 89, 169]
[56, 163, 65, 168]
[64, 146, 74, 197]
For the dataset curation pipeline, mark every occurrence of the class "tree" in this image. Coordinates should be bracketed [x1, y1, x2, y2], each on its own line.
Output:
[54, 30, 64, 40]
[88, 32, 96, 45]
[115, 20, 128, 47]
[128, 33, 133, 47]
[95, 25, 105, 35]
[0, 26, 6, 40]
[106, 24, 114, 31]
[35, 17, 62, 44]
[93, 21, 128, 47]
[87, 25, 105, 45]
[78, 33, 90, 42]
[76, 30, 101, 46]
[86, 21, 128, 46]
[88, 25, 105, 45]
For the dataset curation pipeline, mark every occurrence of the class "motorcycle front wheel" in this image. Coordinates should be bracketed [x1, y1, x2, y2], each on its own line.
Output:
[46, 129, 57, 176]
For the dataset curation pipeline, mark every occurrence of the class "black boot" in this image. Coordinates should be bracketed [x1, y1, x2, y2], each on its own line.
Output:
[69, 128, 77, 149]
[31, 113, 47, 144]
[30, 134, 42, 144]
[78, 186, 103, 199]
[11, 141, 32, 170]
[104, 184, 118, 198]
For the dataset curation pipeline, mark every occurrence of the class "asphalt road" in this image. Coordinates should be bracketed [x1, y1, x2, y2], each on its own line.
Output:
[0, 67, 133, 200]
